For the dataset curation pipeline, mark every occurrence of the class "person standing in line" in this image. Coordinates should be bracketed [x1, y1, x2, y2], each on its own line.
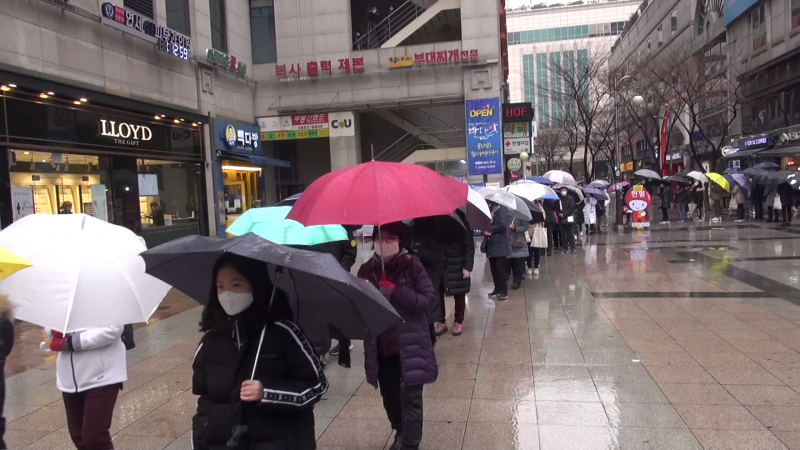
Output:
[778, 182, 794, 226]
[508, 215, 530, 290]
[542, 199, 558, 256]
[710, 183, 726, 222]
[527, 199, 546, 276]
[46, 325, 127, 450]
[675, 183, 688, 222]
[766, 186, 779, 223]
[192, 255, 327, 450]
[485, 201, 510, 301]
[583, 195, 598, 234]
[733, 183, 748, 222]
[0, 296, 13, 450]
[557, 188, 577, 254]
[691, 181, 705, 221]
[435, 212, 474, 337]
[358, 223, 437, 450]
[404, 217, 447, 345]
[753, 183, 765, 220]
[659, 184, 672, 224]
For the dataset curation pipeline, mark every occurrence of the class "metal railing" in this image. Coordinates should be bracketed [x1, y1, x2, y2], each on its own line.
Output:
[374, 125, 466, 162]
[353, 0, 436, 50]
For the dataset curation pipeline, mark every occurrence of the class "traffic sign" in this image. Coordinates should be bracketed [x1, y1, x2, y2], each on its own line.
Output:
[503, 137, 530, 155]
[507, 157, 522, 172]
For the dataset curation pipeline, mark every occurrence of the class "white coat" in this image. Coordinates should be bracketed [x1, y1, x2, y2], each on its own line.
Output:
[583, 197, 598, 225]
[47, 326, 128, 393]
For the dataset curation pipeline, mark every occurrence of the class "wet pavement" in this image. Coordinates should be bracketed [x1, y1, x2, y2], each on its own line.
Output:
[6, 220, 800, 449]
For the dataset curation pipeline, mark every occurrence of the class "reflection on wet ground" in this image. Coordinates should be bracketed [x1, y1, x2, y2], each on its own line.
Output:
[6, 220, 800, 449]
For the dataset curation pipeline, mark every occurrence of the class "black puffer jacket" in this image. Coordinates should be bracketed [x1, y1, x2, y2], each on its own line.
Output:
[405, 217, 447, 324]
[192, 314, 327, 450]
[443, 218, 475, 297]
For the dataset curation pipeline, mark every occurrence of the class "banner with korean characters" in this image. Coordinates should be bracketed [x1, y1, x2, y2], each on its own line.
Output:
[259, 114, 330, 141]
[503, 137, 530, 155]
[466, 98, 503, 176]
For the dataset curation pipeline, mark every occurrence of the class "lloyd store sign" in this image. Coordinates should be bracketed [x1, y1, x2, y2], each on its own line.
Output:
[258, 112, 355, 141]
[98, 120, 152, 147]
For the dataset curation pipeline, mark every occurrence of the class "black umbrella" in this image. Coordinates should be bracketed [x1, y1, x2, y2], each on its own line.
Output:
[788, 174, 800, 191]
[664, 175, 692, 184]
[743, 167, 767, 177]
[754, 162, 781, 171]
[141, 234, 402, 342]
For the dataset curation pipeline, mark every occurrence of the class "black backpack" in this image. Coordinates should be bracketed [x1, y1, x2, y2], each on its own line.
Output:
[121, 324, 135, 350]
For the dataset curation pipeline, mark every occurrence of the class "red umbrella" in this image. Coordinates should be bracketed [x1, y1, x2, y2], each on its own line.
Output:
[287, 161, 468, 226]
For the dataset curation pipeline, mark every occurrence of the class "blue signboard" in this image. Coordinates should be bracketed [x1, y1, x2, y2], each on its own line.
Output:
[466, 98, 503, 176]
[213, 118, 261, 154]
[725, 0, 760, 25]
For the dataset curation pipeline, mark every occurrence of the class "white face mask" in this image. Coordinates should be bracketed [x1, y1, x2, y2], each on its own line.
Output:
[374, 241, 400, 259]
[218, 291, 254, 316]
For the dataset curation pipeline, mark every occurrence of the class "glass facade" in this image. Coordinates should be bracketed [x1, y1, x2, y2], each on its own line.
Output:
[536, 53, 549, 129]
[550, 52, 562, 123]
[578, 49, 590, 110]
[563, 50, 576, 119]
[508, 22, 625, 45]
[251, 0, 277, 64]
[523, 54, 535, 104]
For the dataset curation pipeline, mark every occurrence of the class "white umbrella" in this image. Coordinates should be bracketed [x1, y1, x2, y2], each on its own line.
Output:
[554, 183, 586, 201]
[687, 171, 709, 184]
[543, 170, 577, 186]
[505, 181, 558, 201]
[0, 214, 171, 333]
[478, 187, 532, 221]
[634, 169, 662, 180]
[464, 187, 492, 231]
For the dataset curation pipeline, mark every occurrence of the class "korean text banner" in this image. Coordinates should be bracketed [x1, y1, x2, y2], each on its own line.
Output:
[466, 98, 503, 176]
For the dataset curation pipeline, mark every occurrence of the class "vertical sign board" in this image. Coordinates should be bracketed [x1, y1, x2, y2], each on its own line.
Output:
[466, 98, 503, 176]
[502, 102, 533, 183]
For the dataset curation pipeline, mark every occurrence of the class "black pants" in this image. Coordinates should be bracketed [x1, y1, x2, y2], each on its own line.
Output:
[783, 205, 793, 224]
[527, 247, 541, 269]
[333, 329, 351, 368]
[754, 201, 764, 220]
[510, 258, 526, 284]
[560, 224, 576, 252]
[545, 223, 557, 253]
[488, 257, 508, 295]
[737, 204, 745, 220]
[661, 207, 669, 222]
[378, 356, 423, 450]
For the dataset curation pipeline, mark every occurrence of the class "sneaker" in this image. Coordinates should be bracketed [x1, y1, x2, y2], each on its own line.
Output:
[561, 250, 567, 255]
[533, 268, 540, 275]
[434, 322, 448, 336]
[526, 268, 533, 275]
[487, 290, 498, 298]
[452, 323, 463, 336]
[329, 343, 354, 356]
[511, 282, 521, 290]
[497, 293, 508, 301]
[571, 249, 578, 254]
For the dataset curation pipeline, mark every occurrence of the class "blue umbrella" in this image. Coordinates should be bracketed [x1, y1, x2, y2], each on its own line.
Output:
[754, 162, 780, 171]
[583, 186, 609, 201]
[525, 176, 555, 186]
[731, 173, 751, 191]
[275, 193, 302, 207]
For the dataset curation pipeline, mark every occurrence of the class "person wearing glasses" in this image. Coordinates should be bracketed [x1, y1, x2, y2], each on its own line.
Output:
[358, 222, 438, 450]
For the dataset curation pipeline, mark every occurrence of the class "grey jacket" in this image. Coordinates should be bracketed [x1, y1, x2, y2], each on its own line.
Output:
[508, 216, 530, 259]
[486, 206, 511, 258]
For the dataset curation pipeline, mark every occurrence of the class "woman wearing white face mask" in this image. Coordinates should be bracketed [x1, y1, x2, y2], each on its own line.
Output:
[192, 255, 327, 450]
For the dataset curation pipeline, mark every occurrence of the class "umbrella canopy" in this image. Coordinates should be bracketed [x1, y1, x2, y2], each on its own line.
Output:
[687, 171, 709, 184]
[754, 170, 793, 186]
[587, 180, 611, 189]
[142, 234, 402, 342]
[227, 206, 348, 246]
[553, 183, 585, 201]
[754, 162, 781, 171]
[479, 187, 532, 221]
[275, 192, 302, 207]
[664, 175, 692, 184]
[0, 214, 170, 332]
[634, 169, 662, 181]
[464, 187, 492, 231]
[787, 173, 800, 190]
[583, 186, 610, 201]
[525, 176, 555, 186]
[608, 181, 631, 193]
[0, 248, 30, 282]
[730, 173, 752, 191]
[707, 172, 730, 192]
[287, 161, 466, 227]
[744, 167, 768, 177]
[505, 181, 558, 202]
[542, 170, 577, 186]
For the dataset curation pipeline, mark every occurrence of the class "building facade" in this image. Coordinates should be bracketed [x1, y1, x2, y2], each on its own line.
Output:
[507, 0, 640, 175]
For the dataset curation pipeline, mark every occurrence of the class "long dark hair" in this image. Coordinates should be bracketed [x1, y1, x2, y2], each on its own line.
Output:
[200, 254, 293, 332]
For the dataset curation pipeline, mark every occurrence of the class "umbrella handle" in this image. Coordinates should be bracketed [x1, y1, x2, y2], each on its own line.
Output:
[254, 268, 282, 380]
[251, 325, 267, 380]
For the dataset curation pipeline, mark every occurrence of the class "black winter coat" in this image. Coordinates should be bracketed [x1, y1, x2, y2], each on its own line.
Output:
[542, 200, 558, 224]
[405, 218, 448, 324]
[192, 315, 327, 450]
[443, 222, 475, 297]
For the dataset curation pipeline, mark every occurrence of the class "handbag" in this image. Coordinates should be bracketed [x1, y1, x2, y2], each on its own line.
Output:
[510, 233, 527, 249]
[775, 196, 782, 209]
[531, 223, 548, 249]
[480, 237, 488, 253]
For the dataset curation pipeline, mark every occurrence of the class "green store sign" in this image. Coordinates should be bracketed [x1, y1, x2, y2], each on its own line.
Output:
[206, 48, 247, 77]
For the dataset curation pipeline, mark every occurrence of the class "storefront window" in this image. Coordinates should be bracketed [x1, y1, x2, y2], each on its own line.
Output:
[221, 161, 266, 226]
[752, 3, 768, 51]
[793, 0, 800, 30]
[137, 159, 201, 228]
[782, 156, 800, 171]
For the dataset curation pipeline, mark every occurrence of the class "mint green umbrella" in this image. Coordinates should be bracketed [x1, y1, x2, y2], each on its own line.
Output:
[226, 206, 348, 246]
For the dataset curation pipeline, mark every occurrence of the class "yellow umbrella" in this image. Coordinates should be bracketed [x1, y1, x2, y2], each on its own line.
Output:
[0, 247, 31, 282]
[707, 172, 731, 192]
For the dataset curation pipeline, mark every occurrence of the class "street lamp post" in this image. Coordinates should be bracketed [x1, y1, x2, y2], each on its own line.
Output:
[613, 74, 644, 230]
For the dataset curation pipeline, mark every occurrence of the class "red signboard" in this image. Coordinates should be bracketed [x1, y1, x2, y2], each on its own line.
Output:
[291, 114, 328, 126]
[503, 102, 533, 123]
[625, 185, 651, 229]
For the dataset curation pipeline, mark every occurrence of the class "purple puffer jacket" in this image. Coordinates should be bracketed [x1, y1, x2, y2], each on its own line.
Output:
[358, 253, 438, 388]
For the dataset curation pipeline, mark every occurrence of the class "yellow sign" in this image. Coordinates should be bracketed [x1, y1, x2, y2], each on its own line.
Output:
[620, 162, 634, 172]
[261, 128, 330, 141]
[388, 55, 413, 69]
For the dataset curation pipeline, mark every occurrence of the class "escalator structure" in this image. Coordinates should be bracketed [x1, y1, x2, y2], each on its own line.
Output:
[373, 106, 465, 163]
[354, 0, 462, 50]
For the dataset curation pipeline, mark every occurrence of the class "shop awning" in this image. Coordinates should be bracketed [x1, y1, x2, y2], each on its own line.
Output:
[756, 146, 800, 157]
[722, 148, 767, 159]
[220, 151, 291, 168]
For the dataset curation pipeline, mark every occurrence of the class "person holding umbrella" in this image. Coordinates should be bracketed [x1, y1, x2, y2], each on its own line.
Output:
[404, 217, 447, 344]
[485, 201, 511, 300]
[557, 187, 578, 254]
[542, 199, 559, 255]
[732, 182, 748, 222]
[778, 182, 795, 226]
[659, 184, 673, 224]
[357, 222, 438, 450]
[508, 213, 530, 290]
[192, 254, 327, 450]
[676, 183, 688, 222]
[437, 211, 474, 337]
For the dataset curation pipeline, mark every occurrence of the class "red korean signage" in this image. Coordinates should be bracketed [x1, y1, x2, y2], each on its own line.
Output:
[276, 58, 365, 80]
[412, 49, 479, 66]
[291, 114, 328, 130]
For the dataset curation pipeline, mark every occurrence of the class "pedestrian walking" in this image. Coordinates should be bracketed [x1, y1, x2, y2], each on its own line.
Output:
[675, 184, 688, 222]
[436, 213, 474, 337]
[47, 325, 127, 450]
[733, 183, 748, 222]
[357, 222, 438, 450]
[404, 217, 447, 345]
[542, 199, 558, 255]
[485, 201, 510, 300]
[557, 188, 578, 254]
[583, 196, 598, 234]
[659, 184, 672, 223]
[508, 215, 530, 290]
[0, 296, 13, 450]
[192, 254, 327, 450]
